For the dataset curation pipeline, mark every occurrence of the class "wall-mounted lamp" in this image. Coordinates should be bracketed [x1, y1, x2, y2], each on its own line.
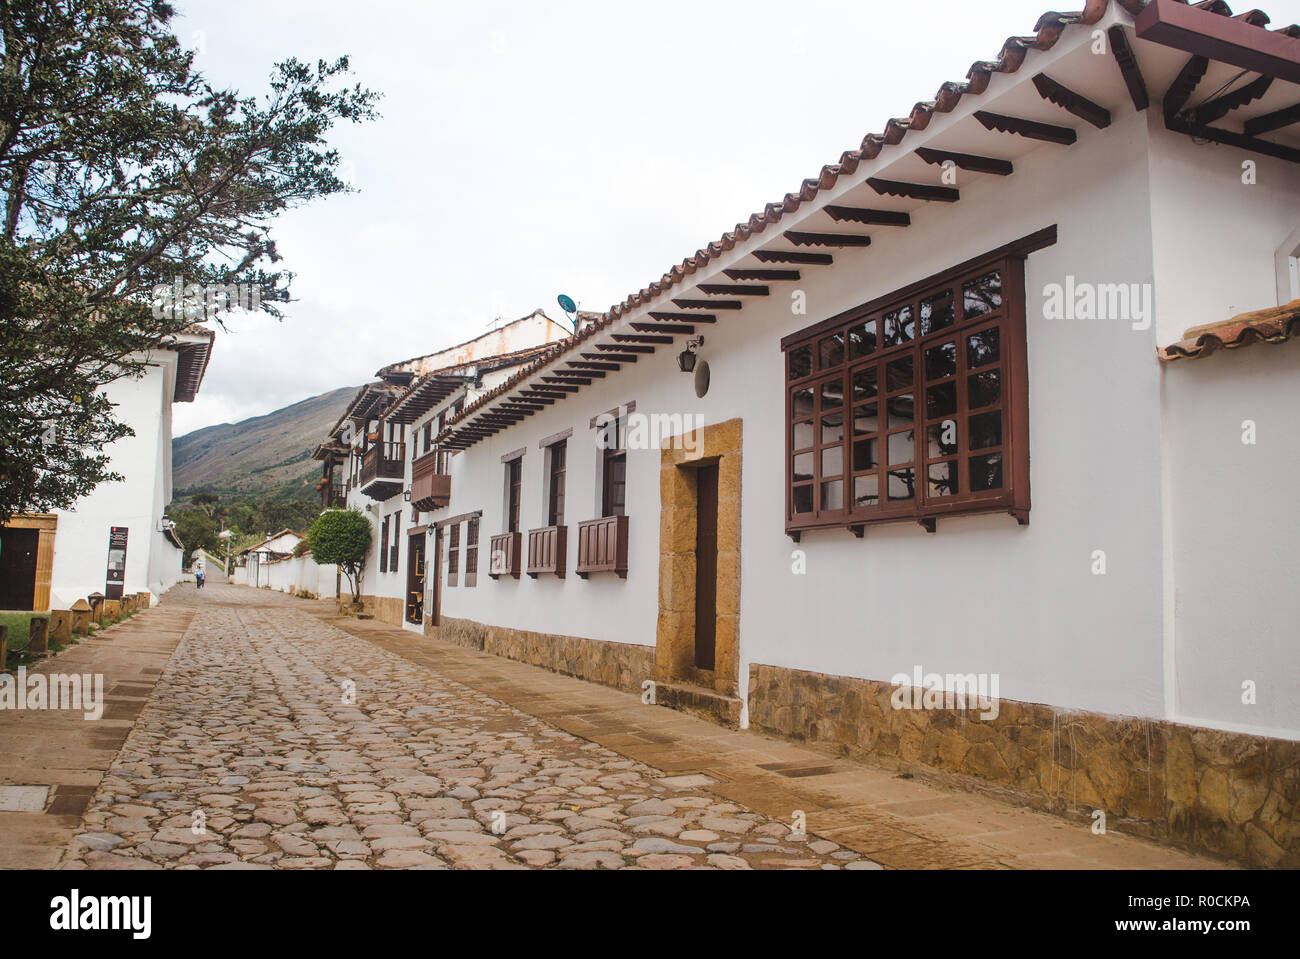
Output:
[678, 336, 705, 373]
[403, 489, 412, 502]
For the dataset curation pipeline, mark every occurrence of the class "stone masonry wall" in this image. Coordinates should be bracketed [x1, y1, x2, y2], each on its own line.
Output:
[748, 662, 1300, 867]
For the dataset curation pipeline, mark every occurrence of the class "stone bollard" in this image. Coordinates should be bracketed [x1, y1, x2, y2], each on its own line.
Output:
[90, 599, 104, 627]
[103, 599, 121, 623]
[50, 611, 72, 644]
[28, 616, 49, 656]
[122, 595, 134, 614]
[137, 592, 151, 609]
[71, 599, 92, 635]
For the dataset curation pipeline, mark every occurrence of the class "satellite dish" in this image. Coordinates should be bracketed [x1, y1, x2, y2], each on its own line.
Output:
[557, 294, 577, 315]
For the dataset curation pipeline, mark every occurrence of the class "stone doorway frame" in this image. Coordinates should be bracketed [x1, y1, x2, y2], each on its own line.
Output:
[657, 418, 741, 700]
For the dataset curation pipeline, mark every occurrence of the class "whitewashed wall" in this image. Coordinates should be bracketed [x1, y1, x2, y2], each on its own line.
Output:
[265, 553, 339, 597]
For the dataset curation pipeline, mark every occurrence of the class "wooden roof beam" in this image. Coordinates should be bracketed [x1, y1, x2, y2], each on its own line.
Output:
[753, 249, 834, 265]
[974, 110, 1078, 145]
[824, 205, 913, 225]
[697, 284, 769, 296]
[915, 148, 1013, 176]
[672, 298, 742, 310]
[1108, 25, 1150, 112]
[1244, 100, 1300, 135]
[649, 311, 717, 323]
[867, 178, 960, 202]
[596, 343, 654, 354]
[631, 322, 694, 334]
[722, 268, 801, 281]
[1190, 74, 1273, 125]
[785, 231, 871, 248]
[1032, 73, 1112, 129]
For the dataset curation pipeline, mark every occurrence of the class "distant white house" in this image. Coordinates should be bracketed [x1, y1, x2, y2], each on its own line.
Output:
[232, 529, 304, 588]
[0, 327, 215, 610]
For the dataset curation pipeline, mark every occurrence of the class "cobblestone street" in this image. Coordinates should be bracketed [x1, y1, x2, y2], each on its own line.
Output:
[63, 585, 873, 870]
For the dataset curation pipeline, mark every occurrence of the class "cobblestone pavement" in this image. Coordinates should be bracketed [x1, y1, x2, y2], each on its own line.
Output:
[63, 586, 878, 870]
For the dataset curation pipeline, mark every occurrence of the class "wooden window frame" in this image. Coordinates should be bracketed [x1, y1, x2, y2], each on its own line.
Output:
[504, 455, 523, 533]
[595, 412, 628, 519]
[390, 511, 401, 572]
[447, 522, 460, 587]
[465, 517, 479, 587]
[546, 439, 567, 528]
[781, 231, 1052, 539]
[379, 516, 389, 573]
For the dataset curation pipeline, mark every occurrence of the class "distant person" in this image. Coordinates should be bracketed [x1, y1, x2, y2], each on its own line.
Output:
[195, 565, 205, 590]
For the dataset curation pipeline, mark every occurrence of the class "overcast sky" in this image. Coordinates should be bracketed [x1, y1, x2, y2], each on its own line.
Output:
[170, 0, 1300, 436]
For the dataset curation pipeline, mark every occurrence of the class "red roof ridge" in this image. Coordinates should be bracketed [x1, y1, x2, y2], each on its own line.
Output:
[1159, 299, 1300, 361]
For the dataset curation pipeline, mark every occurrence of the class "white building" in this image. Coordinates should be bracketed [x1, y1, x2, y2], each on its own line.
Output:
[335, 1, 1300, 865]
[1, 327, 214, 609]
[232, 529, 304, 588]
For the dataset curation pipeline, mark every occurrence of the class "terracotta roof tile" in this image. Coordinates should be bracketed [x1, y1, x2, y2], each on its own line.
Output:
[1159, 299, 1300, 361]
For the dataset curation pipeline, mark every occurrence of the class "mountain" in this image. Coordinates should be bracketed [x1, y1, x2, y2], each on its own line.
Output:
[172, 385, 357, 501]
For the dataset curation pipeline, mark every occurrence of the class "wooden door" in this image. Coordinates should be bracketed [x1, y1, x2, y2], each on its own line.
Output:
[406, 533, 426, 624]
[694, 464, 719, 671]
[0, 527, 39, 610]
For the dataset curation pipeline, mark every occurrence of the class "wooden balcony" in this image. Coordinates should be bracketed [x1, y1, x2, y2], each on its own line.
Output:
[526, 525, 567, 578]
[359, 442, 405, 500]
[410, 451, 451, 511]
[575, 515, 629, 579]
[489, 531, 522, 579]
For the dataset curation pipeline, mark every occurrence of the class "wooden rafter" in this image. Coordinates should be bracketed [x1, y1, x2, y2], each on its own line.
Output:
[672, 298, 741, 310]
[1032, 73, 1112, 129]
[1244, 101, 1300, 136]
[631, 322, 694, 334]
[697, 284, 769, 296]
[1190, 74, 1273, 126]
[867, 178, 959, 202]
[723, 268, 801, 281]
[784, 231, 872, 248]
[752, 249, 833, 265]
[1163, 55, 1210, 118]
[974, 110, 1078, 145]
[596, 342, 654, 353]
[824, 205, 912, 225]
[649, 311, 718, 323]
[914, 147, 1013, 176]
[1108, 25, 1150, 112]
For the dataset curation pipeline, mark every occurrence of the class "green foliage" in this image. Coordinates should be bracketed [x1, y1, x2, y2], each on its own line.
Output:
[307, 509, 370, 601]
[167, 491, 324, 564]
[0, 0, 379, 523]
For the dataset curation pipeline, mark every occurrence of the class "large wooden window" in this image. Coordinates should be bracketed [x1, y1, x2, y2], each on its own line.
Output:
[465, 517, 479, 587]
[547, 440, 567, 527]
[379, 516, 390, 573]
[505, 456, 522, 532]
[447, 522, 460, 586]
[389, 512, 400, 572]
[600, 416, 626, 518]
[783, 243, 1036, 537]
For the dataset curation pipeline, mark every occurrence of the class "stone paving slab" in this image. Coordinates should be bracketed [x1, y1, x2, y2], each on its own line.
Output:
[60, 586, 875, 870]
[314, 601, 1235, 871]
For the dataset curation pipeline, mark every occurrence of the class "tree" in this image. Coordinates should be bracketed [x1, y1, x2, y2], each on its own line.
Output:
[0, 0, 379, 523]
[307, 508, 370, 603]
[191, 492, 220, 516]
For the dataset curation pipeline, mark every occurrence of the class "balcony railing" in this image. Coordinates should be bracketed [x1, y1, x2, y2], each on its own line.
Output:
[526, 525, 567, 578]
[489, 531, 522, 579]
[359, 442, 405, 500]
[410, 450, 451, 511]
[575, 515, 629, 579]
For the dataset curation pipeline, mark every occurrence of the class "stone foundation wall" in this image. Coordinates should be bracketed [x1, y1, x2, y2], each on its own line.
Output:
[358, 595, 404, 628]
[748, 663, 1300, 866]
[431, 616, 653, 695]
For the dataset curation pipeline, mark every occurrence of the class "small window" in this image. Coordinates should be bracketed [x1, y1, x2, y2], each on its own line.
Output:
[389, 512, 400, 572]
[547, 440, 567, 527]
[601, 418, 626, 518]
[379, 516, 389, 573]
[506, 457, 522, 532]
[447, 522, 460, 587]
[465, 518, 479, 587]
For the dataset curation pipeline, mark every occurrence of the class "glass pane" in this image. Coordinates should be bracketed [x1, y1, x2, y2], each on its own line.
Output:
[887, 393, 914, 428]
[885, 356, 914, 392]
[963, 270, 1002, 320]
[852, 367, 877, 401]
[887, 429, 915, 465]
[853, 404, 878, 436]
[926, 381, 958, 418]
[793, 388, 814, 418]
[854, 474, 879, 508]
[821, 412, 844, 444]
[821, 446, 843, 477]
[788, 346, 813, 380]
[970, 453, 1004, 491]
[969, 410, 1002, 450]
[926, 420, 958, 458]
[821, 479, 844, 511]
[920, 289, 955, 335]
[966, 327, 1000, 368]
[792, 485, 813, 514]
[883, 306, 914, 347]
[853, 438, 878, 472]
[924, 341, 957, 381]
[819, 333, 844, 370]
[888, 468, 916, 501]
[793, 420, 813, 450]
[793, 453, 814, 482]
[928, 461, 959, 497]
[848, 320, 877, 358]
[820, 379, 843, 410]
[968, 369, 1001, 409]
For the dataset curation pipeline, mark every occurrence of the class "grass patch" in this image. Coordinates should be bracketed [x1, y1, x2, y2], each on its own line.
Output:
[0, 612, 37, 652]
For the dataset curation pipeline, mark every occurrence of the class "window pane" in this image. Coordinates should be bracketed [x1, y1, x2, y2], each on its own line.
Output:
[792, 485, 814, 514]
[853, 438, 878, 471]
[883, 306, 914, 346]
[969, 410, 1002, 450]
[852, 367, 878, 401]
[928, 461, 959, 497]
[788, 346, 812, 380]
[854, 474, 879, 508]
[820, 379, 843, 410]
[968, 369, 1001, 409]
[793, 420, 814, 450]
[887, 468, 916, 501]
[793, 453, 814, 482]
[821, 479, 844, 511]
[963, 271, 1002, 320]
[819, 333, 844, 370]
[966, 327, 1000, 368]
[920, 289, 955, 335]
[885, 356, 914, 392]
[926, 420, 958, 458]
[887, 393, 914, 428]
[793, 388, 814, 419]
[853, 404, 879, 436]
[887, 429, 915, 465]
[848, 320, 877, 358]
[821, 446, 843, 477]
[970, 453, 1003, 491]
[926, 381, 958, 418]
[821, 412, 844, 444]
[924, 341, 957, 380]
